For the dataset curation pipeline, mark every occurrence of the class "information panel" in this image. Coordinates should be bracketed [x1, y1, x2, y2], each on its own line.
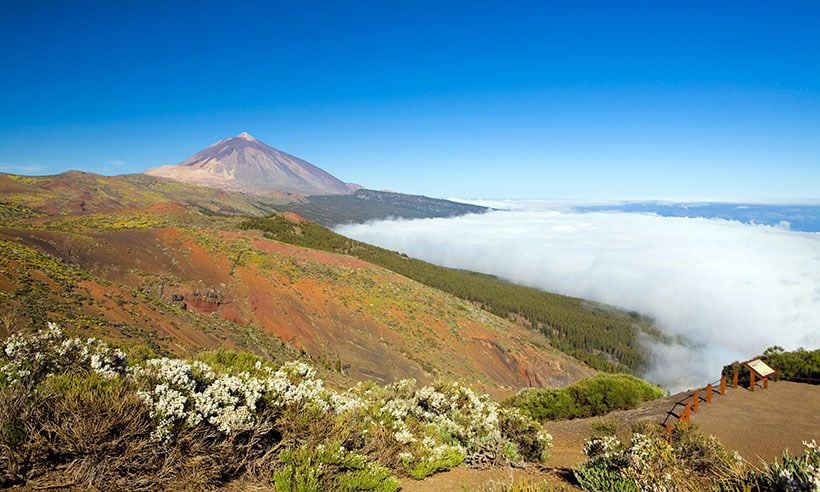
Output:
[747, 359, 776, 378]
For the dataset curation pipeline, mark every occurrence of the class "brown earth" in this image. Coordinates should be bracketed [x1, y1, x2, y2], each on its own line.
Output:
[688, 381, 820, 465]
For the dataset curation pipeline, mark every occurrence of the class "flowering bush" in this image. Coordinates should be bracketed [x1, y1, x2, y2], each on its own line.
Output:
[133, 358, 357, 441]
[342, 378, 552, 476]
[1, 324, 552, 487]
[1, 322, 126, 386]
[575, 433, 678, 491]
[722, 440, 820, 491]
[574, 423, 746, 492]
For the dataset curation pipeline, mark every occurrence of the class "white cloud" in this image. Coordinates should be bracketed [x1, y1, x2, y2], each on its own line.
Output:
[337, 209, 820, 391]
[0, 163, 47, 174]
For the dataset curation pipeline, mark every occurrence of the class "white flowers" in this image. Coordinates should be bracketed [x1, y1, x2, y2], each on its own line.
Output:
[394, 428, 416, 444]
[133, 356, 364, 440]
[1, 322, 126, 384]
[2, 324, 552, 469]
[372, 379, 506, 453]
[760, 439, 820, 491]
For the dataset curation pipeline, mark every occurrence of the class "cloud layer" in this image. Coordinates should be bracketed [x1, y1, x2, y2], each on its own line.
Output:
[337, 209, 820, 390]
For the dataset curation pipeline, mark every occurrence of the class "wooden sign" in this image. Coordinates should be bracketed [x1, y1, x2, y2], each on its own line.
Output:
[746, 359, 776, 378]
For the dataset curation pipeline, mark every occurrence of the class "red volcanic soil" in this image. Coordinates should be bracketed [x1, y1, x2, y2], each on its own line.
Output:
[0, 224, 592, 396]
[280, 211, 308, 223]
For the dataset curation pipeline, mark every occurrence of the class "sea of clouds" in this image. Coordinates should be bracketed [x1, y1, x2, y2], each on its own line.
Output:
[336, 202, 820, 391]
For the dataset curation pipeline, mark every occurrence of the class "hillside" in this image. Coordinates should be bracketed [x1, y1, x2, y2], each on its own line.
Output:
[2, 173, 816, 491]
[0, 204, 592, 396]
[0, 171, 290, 216]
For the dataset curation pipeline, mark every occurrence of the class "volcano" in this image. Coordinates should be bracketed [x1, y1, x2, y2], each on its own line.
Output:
[145, 132, 356, 195]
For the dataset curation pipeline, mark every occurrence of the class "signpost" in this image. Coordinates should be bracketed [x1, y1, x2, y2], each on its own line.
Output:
[744, 359, 776, 392]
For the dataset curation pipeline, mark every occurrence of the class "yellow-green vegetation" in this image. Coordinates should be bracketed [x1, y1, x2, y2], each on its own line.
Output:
[0, 172, 287, 217]
[274, 443, 400, 492]
[506, 373, 665, 422]
[470, 479, 570, 492]
[0, 202, 43, 223]
[240, 216, 663, 374]
[30, 211, 168, 232]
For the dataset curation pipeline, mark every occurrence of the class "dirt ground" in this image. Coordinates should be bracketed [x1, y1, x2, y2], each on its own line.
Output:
[690, 381, 820, 465]
[401, 381, 820, 490]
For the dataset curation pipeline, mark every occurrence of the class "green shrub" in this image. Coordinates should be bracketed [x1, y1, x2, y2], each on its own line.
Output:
[508, 387, 580, 421]
[590, 418, 619, 437]
[498, 407, 553, 463]
[38, 371, 130, 401]
[273, 442, 400, 492]
[507, 373, 664, 422]
[763, 346, 819, 383]
[195, 349, 276, 376]
[568, 374, 665, 418]
[574, 466, 639, 492]
[402, 443, 465, 479]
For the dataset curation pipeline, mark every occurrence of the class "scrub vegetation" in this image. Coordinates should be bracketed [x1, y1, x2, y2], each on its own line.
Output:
[0, 324, 551, 490]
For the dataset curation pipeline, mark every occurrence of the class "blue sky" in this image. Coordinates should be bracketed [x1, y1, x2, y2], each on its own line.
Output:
[1, 1, 819, 200]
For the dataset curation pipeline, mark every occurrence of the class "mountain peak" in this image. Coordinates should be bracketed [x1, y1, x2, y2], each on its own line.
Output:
[145, 133, 354, 195]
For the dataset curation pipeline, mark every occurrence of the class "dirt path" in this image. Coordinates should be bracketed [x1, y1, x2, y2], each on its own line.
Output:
[402, 381, 820, 490]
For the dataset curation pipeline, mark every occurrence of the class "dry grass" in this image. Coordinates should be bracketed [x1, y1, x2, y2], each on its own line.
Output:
[0, 375, 291, 490]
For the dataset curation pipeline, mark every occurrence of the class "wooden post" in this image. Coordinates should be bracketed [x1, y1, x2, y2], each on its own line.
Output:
[749, 371, 755, 391]
[693, 390, 699, 412]
[733, 367, 739, 389]
[706, 383, 713, 403]
[720, 377, 726, 395]
[682, 401, 691, 422]
[763, 377, 768, 390]
[665, 422, 674, 440]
